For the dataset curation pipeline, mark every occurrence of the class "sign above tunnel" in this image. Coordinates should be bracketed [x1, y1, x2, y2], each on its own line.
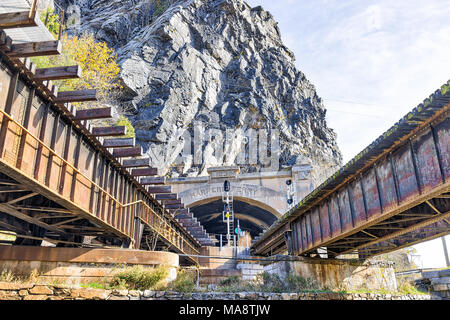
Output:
[207, 166, 240, 180]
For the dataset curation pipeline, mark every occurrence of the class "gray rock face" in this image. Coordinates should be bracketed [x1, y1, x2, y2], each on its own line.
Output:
[62, 0, 342, 185]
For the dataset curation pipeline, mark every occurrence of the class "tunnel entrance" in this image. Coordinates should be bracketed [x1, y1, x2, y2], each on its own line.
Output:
[189, 198, 279, 245]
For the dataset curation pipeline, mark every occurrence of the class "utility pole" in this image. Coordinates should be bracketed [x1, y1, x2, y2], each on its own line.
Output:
[442, 236, 449, 267]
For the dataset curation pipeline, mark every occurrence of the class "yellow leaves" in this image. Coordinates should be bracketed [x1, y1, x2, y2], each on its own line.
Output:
[62, 34, 121, 101]
[31, 33, 121, 104]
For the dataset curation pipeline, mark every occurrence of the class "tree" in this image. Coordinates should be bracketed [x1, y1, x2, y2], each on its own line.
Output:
[32, 34, 122, 103]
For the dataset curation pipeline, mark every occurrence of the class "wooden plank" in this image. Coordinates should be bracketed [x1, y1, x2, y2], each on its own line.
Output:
[122, 158, 150, 168]
[34, 65, 81, 81]
[75, 107, 112, 121]
[140, 177, 165, 185]
[131, 167, 157, 176]
[54, 89, 97, 103]
[161, 199, 182, 205]
[90, 126, 127, 137]
[7, 41, 62, 58]
[103, 138, 135, 148]
[112, 146, 142, 158]
[0, 11, 38, 29]
[147, 186, 171, 194]
[170, 208, 189, 215]
[155, 193, 177, 200]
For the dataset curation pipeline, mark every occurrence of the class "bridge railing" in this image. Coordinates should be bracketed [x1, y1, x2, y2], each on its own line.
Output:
[0, 107, 199, 256]
[126, 200, 200, 257]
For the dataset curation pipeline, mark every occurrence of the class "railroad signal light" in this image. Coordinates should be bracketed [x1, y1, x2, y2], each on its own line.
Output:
[286, 179, 292, 186]
[224, 180, 231, 192]
[287, 198, 293, 205]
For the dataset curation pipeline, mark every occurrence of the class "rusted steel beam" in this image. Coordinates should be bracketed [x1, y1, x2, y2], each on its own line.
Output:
[131, 167, 158, 177]
[75, 107, 112, 121]
[103, 138, 135, 148]
[90, 126, 127, 137]
[112, 146, 142, 158]
[15, 58, 36, 77]
[34, 65, 81, 81]
[0, 71, 19, 156]
[16, 87, 35, 170]
[54, 89, 97, 103]
[147, 186, 171, 194]
[0, 10, 39, 29]
[0, 203, 65, 235]
[6, 40, 62, 58]
[0, 186, 28, 193]
[140, 177, 165, 185]
[6, 192, 38, 205]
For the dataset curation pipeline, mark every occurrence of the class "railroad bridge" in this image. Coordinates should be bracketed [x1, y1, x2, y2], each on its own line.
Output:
[252, 84, 450, 259]
[0, 0, 448, 269]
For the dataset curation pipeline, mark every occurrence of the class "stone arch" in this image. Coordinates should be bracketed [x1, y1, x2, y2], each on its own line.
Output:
[187, 196, 280, 240]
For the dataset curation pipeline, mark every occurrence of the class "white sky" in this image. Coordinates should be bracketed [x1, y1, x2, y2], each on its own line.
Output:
[247, 0, 450, 268]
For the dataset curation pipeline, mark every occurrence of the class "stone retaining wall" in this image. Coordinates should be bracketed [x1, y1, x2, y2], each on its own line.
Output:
[264, 257, 397, 292]
[0, 246, 179, 285]
[421, 268, 450, 300]
[0, 282, 430, 300]
[237, 262, 264, 281]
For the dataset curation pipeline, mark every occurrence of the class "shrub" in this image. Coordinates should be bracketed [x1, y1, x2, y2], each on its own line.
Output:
[262, 272, 285, 293]
[285, 273, 319, 291]
[171, 269, 196, 293]
[0, 270, 16, 282]
[116, 116, 135, 138]
[219, 275, 240, 287]
[40, 7, 63, 38]
[31, 33, 122, 103]
[109, 265, 169, 291]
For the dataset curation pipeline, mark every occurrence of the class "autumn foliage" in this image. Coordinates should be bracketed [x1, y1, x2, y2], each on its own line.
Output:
[31, 34, 121, 102]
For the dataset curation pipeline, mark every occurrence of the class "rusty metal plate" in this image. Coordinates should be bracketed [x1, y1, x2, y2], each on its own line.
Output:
[311, 208, 321, 245]
[328, 196, 342, 237]
[0, 65, 12, 109]
[338, 188, 353, 232]
[295, 221, 303, 252]
[393, 145, 420, 202]
[434, 117, 450, 180]
[413, 129, 443, 191]
[301, 217, 307, 251]
[361, 168, 382, 219]
[348, 179, 366, 226]
[375, 160, 398, 212]
[319, 202, 331, 242]
[305, 214, 313, 250]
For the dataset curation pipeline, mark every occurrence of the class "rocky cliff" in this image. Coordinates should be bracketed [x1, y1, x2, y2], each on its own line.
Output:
[60, 0, 342, 185]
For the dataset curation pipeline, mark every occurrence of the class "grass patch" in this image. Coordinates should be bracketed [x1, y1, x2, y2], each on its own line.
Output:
[81, 282, 109, 290]
[169, 269, 196, 293]
[109, 265, 169, 291]
[216, 272, 321, 293]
